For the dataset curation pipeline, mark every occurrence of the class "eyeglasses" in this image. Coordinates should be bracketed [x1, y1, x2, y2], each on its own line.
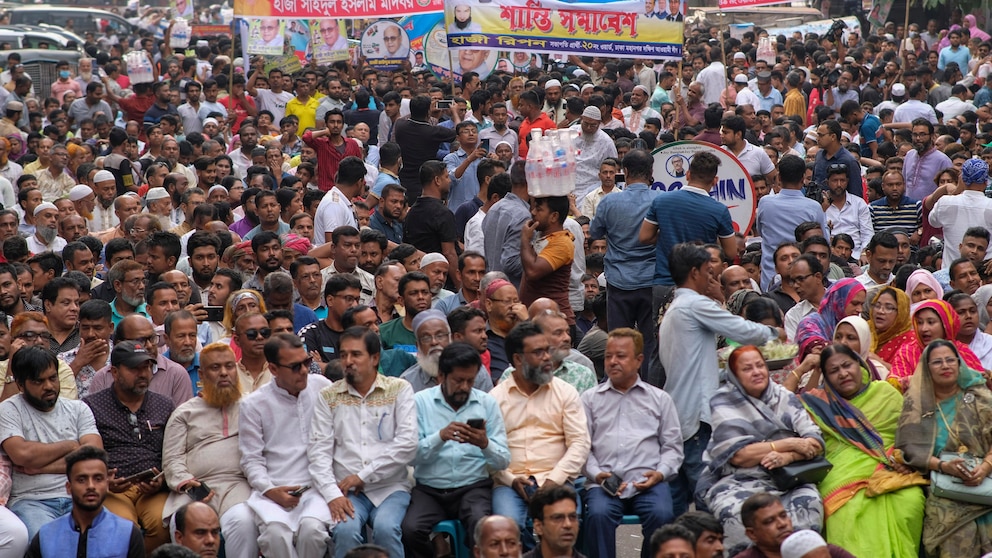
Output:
[418, 333, 450, 345]
[333, 294, 360, 304]
[242, 327, 272, 341]
[788, 273, 813, 285]
[525, 348, 550, 358]
[928, 357, 958, 368]
[872, 303, 897, 313]
[827, 163, 848, 173]
[125, 335, 157, 345]
[280, 357, 313, 374]
[384, 35, 400, 42]
[16, 331, 52, 342]
[546, 513, 578, 524]
[124, 277, 146, 287]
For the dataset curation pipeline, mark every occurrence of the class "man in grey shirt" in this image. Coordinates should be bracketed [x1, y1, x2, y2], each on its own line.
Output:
[658, 243, 784, 518]
[0, 347, 103, 540]
[582, 328, 683, 558]
[401, 310, 492, 393]
[481, 161, 530, 287]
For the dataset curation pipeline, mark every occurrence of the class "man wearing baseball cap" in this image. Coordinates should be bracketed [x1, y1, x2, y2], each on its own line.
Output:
[84, 340, 176, 553]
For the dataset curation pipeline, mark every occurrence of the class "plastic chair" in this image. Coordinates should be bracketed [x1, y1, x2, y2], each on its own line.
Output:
[432, 519, 470, 558]
[621, 514, 641, 526]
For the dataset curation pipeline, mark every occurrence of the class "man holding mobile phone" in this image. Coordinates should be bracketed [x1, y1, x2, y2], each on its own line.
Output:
[400, 343, 510, 557]
[582, 329, 683, 558]
[444, 121, 488, 211]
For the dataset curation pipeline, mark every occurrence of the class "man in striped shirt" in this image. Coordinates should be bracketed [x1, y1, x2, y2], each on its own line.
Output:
[868, 170, 921, 237]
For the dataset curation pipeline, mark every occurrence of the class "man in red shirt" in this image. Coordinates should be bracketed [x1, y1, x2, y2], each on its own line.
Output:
[516, 90, 555, 159]
[104, 81, 155, 141]
[302, 108, 364, 192]
[219, 74, 257, 135]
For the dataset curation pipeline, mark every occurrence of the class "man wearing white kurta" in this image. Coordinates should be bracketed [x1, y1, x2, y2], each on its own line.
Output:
[239, 333, 333, 558]
[308, 327, 418, 558]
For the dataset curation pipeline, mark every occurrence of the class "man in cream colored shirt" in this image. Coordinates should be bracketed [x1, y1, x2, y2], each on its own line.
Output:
[489, 321, 590, 551]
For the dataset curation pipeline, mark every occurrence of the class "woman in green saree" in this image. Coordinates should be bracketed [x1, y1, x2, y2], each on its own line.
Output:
[895, 339, 992, 557]
[801, 343, 924, 557]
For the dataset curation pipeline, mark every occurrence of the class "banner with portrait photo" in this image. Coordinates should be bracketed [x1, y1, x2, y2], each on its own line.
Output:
[361, 20, 411, 71]
[444, 0, 681, 59]
[311, 20, 350, 63]
[172, 0, 195, 19]
[398, 13, 443, 75]
[233, 0, 444, 19]
[247, 18, 286, 55]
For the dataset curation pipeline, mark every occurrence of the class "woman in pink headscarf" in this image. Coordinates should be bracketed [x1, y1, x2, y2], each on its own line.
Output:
[965, 14, 991, 42]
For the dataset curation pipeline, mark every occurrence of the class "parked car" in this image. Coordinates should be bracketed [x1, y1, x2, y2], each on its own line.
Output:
[0, 25, 82, 50]
[6, 6, 133, 35]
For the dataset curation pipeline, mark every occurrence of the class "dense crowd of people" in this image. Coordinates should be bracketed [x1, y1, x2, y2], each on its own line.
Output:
[4, 5, 992, 558]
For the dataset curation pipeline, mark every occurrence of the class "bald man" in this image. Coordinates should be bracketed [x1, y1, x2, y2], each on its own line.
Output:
[720, 265, 752, 300]
[174, 502, 221, 558]
[474, 515, 521, 558]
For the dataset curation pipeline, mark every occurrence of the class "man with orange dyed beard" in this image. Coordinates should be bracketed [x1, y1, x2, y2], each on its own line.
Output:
[161, 342, 259, 558]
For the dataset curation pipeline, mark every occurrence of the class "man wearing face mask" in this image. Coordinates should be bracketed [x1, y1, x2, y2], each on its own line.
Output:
[51, 60, 82, 104]
[400, 309, 492, 393]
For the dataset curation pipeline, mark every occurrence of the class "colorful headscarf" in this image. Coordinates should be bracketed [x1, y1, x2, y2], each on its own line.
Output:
[803, 353, 887, 463]
[913, 299, 960, 345]
[795, 279, 865, 354]
[906, 269, 943, 309]
[962, 158, 989, 186]
[965, 14, 991, 41]
[869, 286, 912, 350]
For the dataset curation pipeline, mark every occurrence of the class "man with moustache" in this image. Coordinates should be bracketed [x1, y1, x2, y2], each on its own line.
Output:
[164, 310, 201, 394]
[244, 231, 283, 292]
[27, 203, 66, 254]
[68, 185, 95, 224]
[0, 347, 102, 540]
[26, 446, 144, 558]
[490, 321, 590, 550]
[400, 309, 493, 393]
[309, 326, 417, 558]
[240, 333, 333, 558]
[173, 502, 223, 557]
[499, 310, 595, 393]
[162, 343, 259, 558]
[401, 342, 510, 557]
[0, 262, 38, 318]
[60, 300, 113, 399]
[84, 341, 175, 552]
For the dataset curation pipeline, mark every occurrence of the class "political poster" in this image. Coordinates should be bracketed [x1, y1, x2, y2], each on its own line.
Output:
[172, 0, 195, 19]
[444, 0, 682, 60]
[233, 0, 444, 19]
[718, 0, 789, 8]
[651, 141, 757, 234]
[311, 20, 350, 64]
[361, 20, 411, 70]
[246, 18, 285, 55]
[398, 13, 443, 74]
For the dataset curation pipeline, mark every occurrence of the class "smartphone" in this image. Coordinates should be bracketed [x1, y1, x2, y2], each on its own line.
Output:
[479, 139, 490, 152]
[437, 99, 453, 109]
[615, 173, 625, 184]
[186, 482, 211, 502]
[122, 469, 157, 484]
[524, 476, 538, 499]
[289, 485, 311, 497]
[204, 306, 225, 322]
[467, 418, 484, 429]
[601, 473, 622, 496]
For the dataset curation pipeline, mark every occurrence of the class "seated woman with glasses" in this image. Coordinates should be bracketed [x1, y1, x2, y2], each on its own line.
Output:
[869, 286, 914, 365]
[0, 311, 76, 399]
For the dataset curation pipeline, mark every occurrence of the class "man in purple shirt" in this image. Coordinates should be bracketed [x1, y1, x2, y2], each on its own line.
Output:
[904, 118, 953, 201]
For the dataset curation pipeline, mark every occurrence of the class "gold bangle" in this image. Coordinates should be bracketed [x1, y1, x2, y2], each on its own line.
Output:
[984, 457, 992, 469]
[790, 370, 801, 381]
[770, 442, 777, 452]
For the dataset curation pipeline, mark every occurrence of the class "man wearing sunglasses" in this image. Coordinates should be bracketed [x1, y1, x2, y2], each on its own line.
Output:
[234, 312, 274, 395]
[240, 333, 333, 558]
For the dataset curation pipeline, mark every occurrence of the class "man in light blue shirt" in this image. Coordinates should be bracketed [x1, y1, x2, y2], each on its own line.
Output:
[444, 122, 486, 212]
[756, 154, 829, 290]
[401, 343, 510, 556]
[938, 29, 972, 71]
[659, 243, 782, 518]
[590, 151, 659, 380]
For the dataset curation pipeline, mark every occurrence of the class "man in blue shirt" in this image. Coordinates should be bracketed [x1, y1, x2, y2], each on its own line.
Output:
[938, 29, 972, 71]
[400, 342, 510, 557]
[444, 122, 487, 211]
[812, 119, 863, 198]
[164, 310, 201, 395]
[591, 150, 660, 381]
[639, 150, 736, 336]
[756, 155, 830, 290]
[841, 100, 881, 160]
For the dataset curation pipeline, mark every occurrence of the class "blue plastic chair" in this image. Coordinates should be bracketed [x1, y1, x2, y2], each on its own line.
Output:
[621, 514, 641, 526]
[433, 519, 470, 558]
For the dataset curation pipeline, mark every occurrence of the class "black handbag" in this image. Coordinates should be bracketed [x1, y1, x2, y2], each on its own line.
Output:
[760, 430, 833, 491]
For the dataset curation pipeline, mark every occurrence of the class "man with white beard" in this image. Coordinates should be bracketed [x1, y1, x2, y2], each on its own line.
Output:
[26, 202, 66, 254]
[573, 106, 618, 203]
[145, 187, 175, 231]
[400, 309, 493, 393]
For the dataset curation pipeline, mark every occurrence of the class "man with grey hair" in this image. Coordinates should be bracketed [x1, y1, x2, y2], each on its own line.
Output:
[473, 515, 521, 558]
[400, 309, 493, 393]
[573, 106, 619, 203]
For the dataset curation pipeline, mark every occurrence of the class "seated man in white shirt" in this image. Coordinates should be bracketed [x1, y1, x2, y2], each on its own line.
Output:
[239, 333, 333, 558]
[308, 326, 417, 558]
[783, 255, 826, 342]
[823, 164, 873, 260]
[854, 232, 898, 289]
